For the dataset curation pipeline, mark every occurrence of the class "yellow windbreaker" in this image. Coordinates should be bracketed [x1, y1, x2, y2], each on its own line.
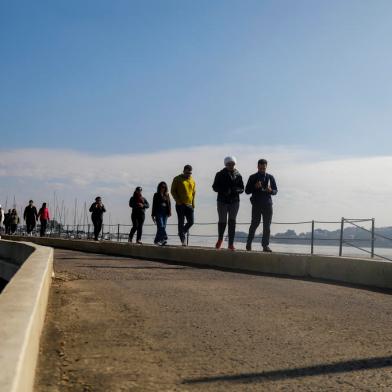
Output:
[171, 174, 196, 208]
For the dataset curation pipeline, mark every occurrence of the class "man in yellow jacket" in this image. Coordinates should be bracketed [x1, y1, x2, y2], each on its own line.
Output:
[171, 164, 196, 246]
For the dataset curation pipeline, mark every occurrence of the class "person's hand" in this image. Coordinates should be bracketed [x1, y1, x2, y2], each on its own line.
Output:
[255, 180, 262, 189]
[138, 202, 144, 208]
[152, 216, 156, 224]
[267, 186, 273, 193]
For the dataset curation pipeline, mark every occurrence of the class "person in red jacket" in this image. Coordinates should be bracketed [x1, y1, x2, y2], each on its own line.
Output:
[37, 202, 50, 237]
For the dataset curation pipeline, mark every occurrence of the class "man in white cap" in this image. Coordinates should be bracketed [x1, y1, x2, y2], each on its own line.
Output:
[212, 156, 244, 250]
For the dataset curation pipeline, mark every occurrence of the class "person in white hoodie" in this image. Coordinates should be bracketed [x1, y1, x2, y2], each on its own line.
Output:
[0, 205, 4, 239]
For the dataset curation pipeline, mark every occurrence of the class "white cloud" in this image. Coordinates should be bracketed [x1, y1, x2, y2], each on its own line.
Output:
[0, 146, 391, 233]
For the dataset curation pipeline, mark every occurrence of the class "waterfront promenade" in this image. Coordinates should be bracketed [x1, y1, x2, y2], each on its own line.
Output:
[34, 249, 392, 391]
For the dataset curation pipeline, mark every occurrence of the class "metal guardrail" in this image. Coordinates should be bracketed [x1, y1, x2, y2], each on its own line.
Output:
[5, 217, 392, 261]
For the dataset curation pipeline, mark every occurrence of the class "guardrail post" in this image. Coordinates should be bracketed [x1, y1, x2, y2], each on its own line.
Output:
[339, 217, 344, 256]
[58, 223, 61, 238]
[76, 224, 79, 239]
[311, 220, 315, 255]
[87, 224, 90, 240]
[101, 224, 104, 240]
[117, 224, 120, 242]
[371, 218, 375, 258]
[187, 231, 190, 246]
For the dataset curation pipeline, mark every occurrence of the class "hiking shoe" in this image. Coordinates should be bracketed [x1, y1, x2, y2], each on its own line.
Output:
[136, 240, 143, 245]
[263, 246, 272, 252]
[215, 239, 223, 249]
[228, 244, 235, 251]
[181, 239, 187, 246]
[246, 244, 252, 251]
[160, 240, 167, 246]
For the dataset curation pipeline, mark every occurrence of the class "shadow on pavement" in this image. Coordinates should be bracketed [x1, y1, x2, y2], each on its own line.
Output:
[182, 355, 392, 384]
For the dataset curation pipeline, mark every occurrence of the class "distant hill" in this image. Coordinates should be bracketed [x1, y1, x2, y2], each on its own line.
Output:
[234, 226, 392, 248]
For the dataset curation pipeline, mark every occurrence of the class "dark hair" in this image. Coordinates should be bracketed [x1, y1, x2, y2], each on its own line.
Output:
[133, 187, 142, 197]
[157, 181, 168, 193]
[41, 202, 47, 208]
[183, 164, 192, 171]
[29, 200, 34, 203]
[258, 159, 268, 166]
[95, 196, 101, 201]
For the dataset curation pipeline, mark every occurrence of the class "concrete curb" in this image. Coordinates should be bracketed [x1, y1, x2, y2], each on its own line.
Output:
[0, 240, 53, 392]
[5, 235, 392, 290]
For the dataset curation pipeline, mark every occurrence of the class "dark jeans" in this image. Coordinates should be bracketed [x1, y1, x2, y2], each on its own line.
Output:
[26, 219, 36, 234]
[217, 201, 240, 245]
[154, 214, 168, 243]
[10, 224, 17, 234]
[176, 204, 194, 242]
[129, 210, 145, 242]
[40, 219, 48, 237]
[92, 217, 103, 240]
[247, 203, 273, 248]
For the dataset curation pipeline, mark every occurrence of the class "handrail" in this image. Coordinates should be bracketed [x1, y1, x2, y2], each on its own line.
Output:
[6, 216, 392, 261]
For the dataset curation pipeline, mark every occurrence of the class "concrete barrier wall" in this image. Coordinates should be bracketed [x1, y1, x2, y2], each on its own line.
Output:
[0, 241, 35, 282]
[0, 240, 53, 392]
[5, 235, 392, 290]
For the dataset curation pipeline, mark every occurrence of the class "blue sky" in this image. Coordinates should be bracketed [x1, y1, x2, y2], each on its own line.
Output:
[1, 0, 392, 154]
[1, 1, 392, 229]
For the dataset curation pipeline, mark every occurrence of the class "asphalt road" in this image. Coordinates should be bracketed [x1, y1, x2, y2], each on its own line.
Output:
[34, 249, 392, 391]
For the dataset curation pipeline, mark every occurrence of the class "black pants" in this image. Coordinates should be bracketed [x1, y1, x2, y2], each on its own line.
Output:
[92, 217, 103, 240]
[129, 210, 145, 242]
[10, 224, 17, 234]
[26, 219, 36, 234]
[40, 220, 48, 237]
[247, 203, 273, 248]
[176, 204, 194, 242]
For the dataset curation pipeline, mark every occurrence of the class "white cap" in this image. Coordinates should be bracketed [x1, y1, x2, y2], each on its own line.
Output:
[224, 156, 237, 166]
[224, 156, 237, 165]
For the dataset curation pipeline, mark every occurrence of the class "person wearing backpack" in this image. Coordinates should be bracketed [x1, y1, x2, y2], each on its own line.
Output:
[129, 187, 149, 244]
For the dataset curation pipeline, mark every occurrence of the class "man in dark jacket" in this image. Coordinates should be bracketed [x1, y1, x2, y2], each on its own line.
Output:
[212, 156, 244, 250]
[89, 196, 106, 241]
[245, 159, 278, 252]
[23, 200, 38, 235]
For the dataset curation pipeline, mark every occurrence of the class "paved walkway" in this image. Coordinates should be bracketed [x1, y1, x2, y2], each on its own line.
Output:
[35, 249, 392, 391]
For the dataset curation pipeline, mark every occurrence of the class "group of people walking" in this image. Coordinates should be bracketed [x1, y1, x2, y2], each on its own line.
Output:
[0, 157, 278, 251]
[89, 157, 277, 251]
[0, 201, 51, 237]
